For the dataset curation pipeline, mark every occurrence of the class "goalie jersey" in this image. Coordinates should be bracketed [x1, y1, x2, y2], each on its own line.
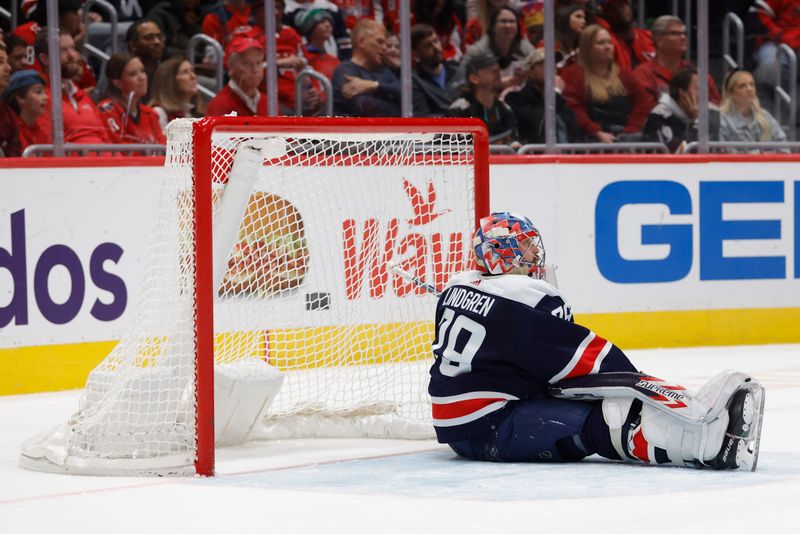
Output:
[428, 271, 637, 443]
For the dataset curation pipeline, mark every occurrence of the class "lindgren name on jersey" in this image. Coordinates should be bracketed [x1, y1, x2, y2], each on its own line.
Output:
[441, 286, 496, 317]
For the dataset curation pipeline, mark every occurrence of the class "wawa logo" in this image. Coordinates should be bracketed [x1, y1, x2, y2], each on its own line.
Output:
[342, 179, 466, 300]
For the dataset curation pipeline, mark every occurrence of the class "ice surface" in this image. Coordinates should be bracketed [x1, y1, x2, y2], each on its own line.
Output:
[1, 345, 798, 533]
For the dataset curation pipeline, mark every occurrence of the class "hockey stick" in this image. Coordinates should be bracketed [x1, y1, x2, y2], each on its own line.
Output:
[386, 260, 441, 297]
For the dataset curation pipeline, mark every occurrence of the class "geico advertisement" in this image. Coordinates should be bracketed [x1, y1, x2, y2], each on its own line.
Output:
[0, 166, 163, 347]
[492, 162, 799, 313]
[1, 163, 475, 346]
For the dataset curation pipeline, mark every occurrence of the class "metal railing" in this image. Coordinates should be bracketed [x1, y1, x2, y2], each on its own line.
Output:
[82, 0, 119, 61]
[722, 12, 744, 81]
[775, 44, 798, 141]
[186, 34, 225, 99]
[518, 142, 671, 154]
[684, 141, 800, 153]
[22, 144, 167, 157]
[295, 69, 334, 116]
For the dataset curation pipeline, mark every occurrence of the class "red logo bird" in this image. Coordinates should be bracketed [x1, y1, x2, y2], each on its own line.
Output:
[403, 178, 451, 226]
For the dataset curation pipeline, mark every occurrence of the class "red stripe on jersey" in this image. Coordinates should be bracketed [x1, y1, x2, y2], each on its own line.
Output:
[630, 427, 650, 462]
[432, 397, 507, 420]
[564, 334, 608, 379]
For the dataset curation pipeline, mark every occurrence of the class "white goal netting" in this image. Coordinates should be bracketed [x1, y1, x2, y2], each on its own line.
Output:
[20, 117, 482, 476]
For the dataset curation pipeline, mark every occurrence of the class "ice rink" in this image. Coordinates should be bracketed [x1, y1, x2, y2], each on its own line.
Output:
[1, 344, 798, 533]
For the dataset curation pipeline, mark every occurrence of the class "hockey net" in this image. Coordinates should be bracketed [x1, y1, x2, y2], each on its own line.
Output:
[20, 117, 488, 476]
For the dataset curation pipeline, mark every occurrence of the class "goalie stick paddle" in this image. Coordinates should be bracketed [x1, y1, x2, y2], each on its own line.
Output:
[386, 261, 441, 297]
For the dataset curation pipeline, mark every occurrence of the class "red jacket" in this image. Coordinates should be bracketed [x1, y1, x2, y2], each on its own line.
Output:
[0, 102, 21, 157]
[98, 98, 166, 145]
[15, 113, 52, 152]
[633, 58, 721, 107]
[334, 0, 378, 30]
[207, 84, 268, 116]
[561, 63, 653, 137]
[754, 0, 800, 49]
[596, 18, 655, 71]
[42, 83, 112, 145]
[201, 3, 252, 45]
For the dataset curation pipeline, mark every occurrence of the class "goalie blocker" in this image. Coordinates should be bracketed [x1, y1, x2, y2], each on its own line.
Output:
[550, 370, 765, 470]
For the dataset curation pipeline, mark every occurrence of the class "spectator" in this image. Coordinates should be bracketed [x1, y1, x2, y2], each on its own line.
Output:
[554, 4, 586, 70]
[6, 35, 32, 72]
[285, 1, 350, 60]
[33, 31, 112, 145]
[146, 0, 203, 57]
[464, 1, 519, 48]
[634, 15, 720, 107]
[561, 24, 652, 143]
[3, 69, 51, 152]
[207, 37, 268, 116]
[333, 0, 378, 31]
[383, 33, 402, 76]
[412, 0, 465, 62]
[98, 52, 166, 146]
[750, 0, 800, 79]
[719, 69, 787, 145]
[149, 55, 206, 131]
[504, 47, 583, 143]
[642, 67, 720, 153]
[126, 20, 167, 98]
[332, 19, 400, 116]
[595, 0, 654, 71]
[462, 7, 533, 91]
[0, 45, 21, 157]
[295, 8, 341, 80]
[201, 0, 252, 46]
[411, 23, 464, 117]
[447, 52, 516, 144]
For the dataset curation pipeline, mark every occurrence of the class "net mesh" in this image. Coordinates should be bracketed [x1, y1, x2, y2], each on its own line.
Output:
[20, 118, 479, 475]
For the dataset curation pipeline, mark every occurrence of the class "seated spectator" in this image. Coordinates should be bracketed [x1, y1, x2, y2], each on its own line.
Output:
[462, 7, 533, 91]
[334, 0, 378, 31]
[504, 47, 583, 143]
[146, 0, 203, 57]
[296, 8, 340, 80]
[719, 69, 786, 145]
[750, 1, 800, 86]
[6, 34, 32, 72]
[561, 24, 652, 143]
[285, 1, 350, 60]
[332, 19, 400, 116]
[34, 30, 112, 145]
[207, 37, 268, 116]
[149, 55, 206, 131]
[642, 67, 720, 153]
[634, 15, 720, 107]
[554, 4, 586, 70]
[3, 69, 51, 152]
[447, 52, 516, 144]
[0, 45, 21, 157]
[411, 0, 465, 62]
[595, 0, 654, 71]
[464, 0, 522, 49]
[411, 23, 464, 117]
[384, 33, 402, 76]
[126, 20, 167, 99]
[201, 0, 252, 46]
[98, 52, 166, 146]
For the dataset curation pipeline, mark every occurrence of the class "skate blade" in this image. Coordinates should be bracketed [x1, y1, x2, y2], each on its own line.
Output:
[739, 384, 765, 472]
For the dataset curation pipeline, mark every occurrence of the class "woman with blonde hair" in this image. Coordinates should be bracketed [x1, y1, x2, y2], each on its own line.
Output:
[148, 54, 206, 131]
[561, 24, 651, 143]
[719, 70, 786, 145]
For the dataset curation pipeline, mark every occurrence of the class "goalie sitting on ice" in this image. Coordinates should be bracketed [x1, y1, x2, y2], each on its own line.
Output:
[428, 212, 764, 470]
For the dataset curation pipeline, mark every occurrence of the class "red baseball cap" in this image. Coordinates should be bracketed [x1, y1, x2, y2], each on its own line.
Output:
[225, 36, 265, 67]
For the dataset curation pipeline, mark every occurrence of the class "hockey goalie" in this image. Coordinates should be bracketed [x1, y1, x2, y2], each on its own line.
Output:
[428, 212, 764, 470]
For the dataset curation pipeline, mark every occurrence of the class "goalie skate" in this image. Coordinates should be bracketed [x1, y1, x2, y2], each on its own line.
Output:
[711, 383, 765, 471]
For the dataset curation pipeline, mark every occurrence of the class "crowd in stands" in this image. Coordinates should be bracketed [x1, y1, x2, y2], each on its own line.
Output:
[0, 0, 796, 156]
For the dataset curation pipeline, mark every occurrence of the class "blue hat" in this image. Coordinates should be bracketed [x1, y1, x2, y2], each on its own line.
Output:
[3, 70, 46, 102]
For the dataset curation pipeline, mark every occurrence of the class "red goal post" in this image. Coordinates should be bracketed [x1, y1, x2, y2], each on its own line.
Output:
[21, 116, 489, 477]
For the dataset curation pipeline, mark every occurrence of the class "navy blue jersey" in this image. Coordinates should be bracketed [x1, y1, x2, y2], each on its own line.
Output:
[428, 271, 637, 443]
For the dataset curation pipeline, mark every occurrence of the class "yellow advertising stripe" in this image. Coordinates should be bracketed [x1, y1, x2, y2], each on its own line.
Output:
[3, 308, 799, 396]
[579, 307, 800, 349]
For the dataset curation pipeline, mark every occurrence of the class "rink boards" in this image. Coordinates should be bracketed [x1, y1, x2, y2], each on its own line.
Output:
[1, 154, 799, 394]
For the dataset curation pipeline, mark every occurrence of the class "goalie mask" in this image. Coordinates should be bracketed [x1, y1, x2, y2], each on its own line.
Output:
[472, 212, 546, 276]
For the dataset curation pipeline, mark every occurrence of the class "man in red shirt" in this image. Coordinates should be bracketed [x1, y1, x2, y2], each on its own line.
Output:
[201, 0, 252, 46]
[207, 37, 268, 116]
[633, 15, 720, 108]
[34, 31, 112, 145]
[596, 0, 654, 71]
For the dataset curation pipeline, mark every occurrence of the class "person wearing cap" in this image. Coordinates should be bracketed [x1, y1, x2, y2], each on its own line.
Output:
[33, 30, 112, 146]
[284, 0, 350, 60]
[0, 44, 21, 157]
[297, 8, 340, 81]
[207, 37, 268, 117]
[3, 69, 51, 152]
[332, 19, 400, 116]
[504, 47, 582, 144]
[410, 23, 463, 118]
[447, 51, 517, 144]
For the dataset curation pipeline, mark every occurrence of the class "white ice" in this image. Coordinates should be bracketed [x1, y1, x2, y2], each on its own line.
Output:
[1, 344, 798, 534]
